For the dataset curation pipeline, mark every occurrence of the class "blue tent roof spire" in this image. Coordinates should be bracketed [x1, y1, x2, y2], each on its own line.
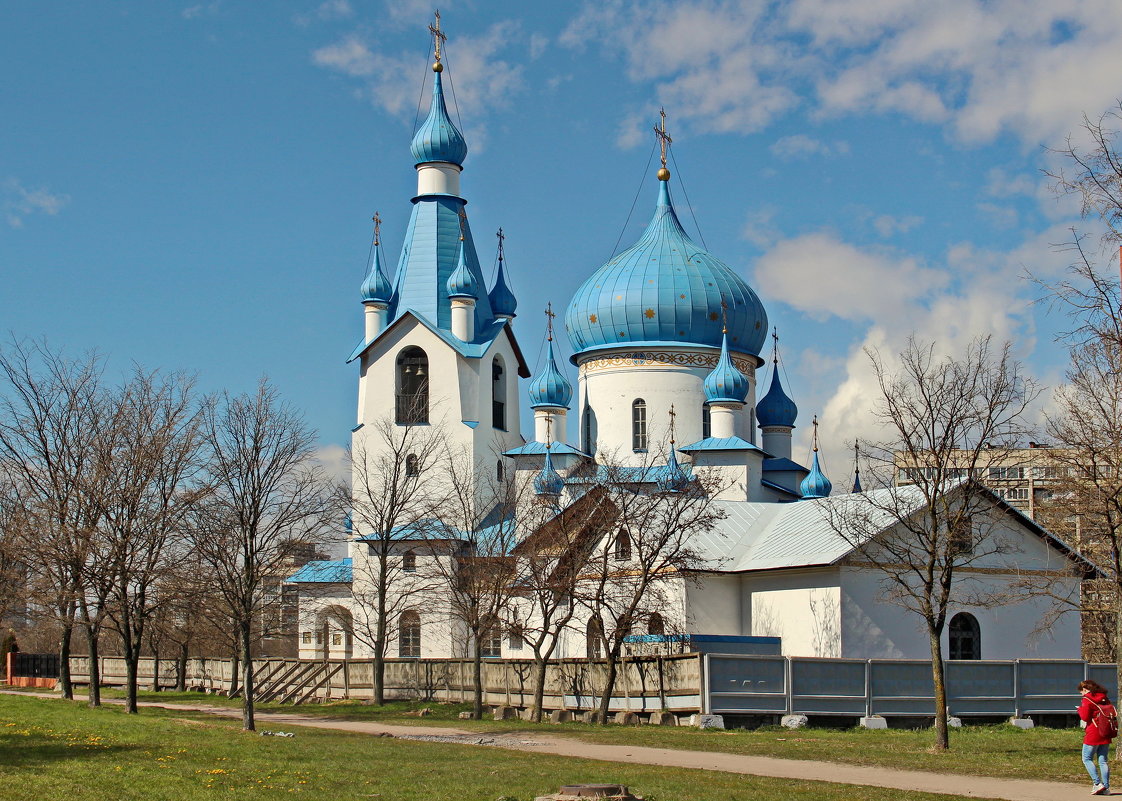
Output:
[446, 219, 478, 299]
[489, 227, 518, 319]
[360, 211, 393, 304]
[528, 304, 572, 409]
[410, 13, 467, 167]
[757, 328, 798, 429]
[658, 404, 692, 493]
[852, 440, 863, 493]
[800, 416, 833, 499]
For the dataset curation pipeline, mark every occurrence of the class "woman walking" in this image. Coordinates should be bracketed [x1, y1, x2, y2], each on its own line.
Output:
[1079, 679, 1117, 795]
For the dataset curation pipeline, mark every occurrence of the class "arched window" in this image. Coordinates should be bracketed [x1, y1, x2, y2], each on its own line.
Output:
[396, 347, 429, 424]
[508, 610, 524, 651]
[405, 453, 419, 477]
[648, 613, 665, 636]
[614, 529, 632, 560]
[702, 405, 711, 439]
[586, 618, 604, 660]
[496, 460, 504, 483]
[399, 610, 421, 657]
[492, 356, 507, 430]
[480, 627, 502, 658]
[948, 612, 981, 660]
[402, 549, 416, 573]
[632, 399, 648, 452]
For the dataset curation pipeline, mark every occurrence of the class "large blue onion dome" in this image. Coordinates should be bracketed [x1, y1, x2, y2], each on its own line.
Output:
[489, 248, 518, 319]
[800, 450, 832, 499]
[446, 239, 478, 299]
[360, 242, 392, 304]
[410, 69, 468, 167]
[528, 339, 572, 409]
[703, 331, 749, 404]
[534, 448, 564, 498]
[757, 368, 798, 428]
[564, 178, 768, 360]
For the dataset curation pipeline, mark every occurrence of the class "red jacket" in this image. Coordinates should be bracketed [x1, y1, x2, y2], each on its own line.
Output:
[1079, 691, 1115, 745]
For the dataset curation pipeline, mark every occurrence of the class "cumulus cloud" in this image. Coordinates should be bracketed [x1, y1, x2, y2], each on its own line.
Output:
[4, 178, 70, 229]
[294, 0, 353, 26]
[769, 134, 848, 160]
[871, 213, 922, 238]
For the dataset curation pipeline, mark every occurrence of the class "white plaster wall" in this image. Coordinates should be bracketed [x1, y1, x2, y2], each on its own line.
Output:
[684, 574, 743, 635]
[745, 568, 843, 658]
[295, 584, 357, 660]
[575, 347, 757, 465]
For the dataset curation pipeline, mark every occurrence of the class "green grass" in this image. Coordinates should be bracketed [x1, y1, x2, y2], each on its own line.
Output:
[64, 689, 1097, 784]
[0, 694, 968, 801]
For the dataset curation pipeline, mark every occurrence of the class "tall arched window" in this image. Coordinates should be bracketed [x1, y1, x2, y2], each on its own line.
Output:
[648, 613, 665, 636]
[614, 529, 632, 560]
[396, 347, 429, 424]
[496, 460, 504, 483]
[492, 356, 507, 430]
[948, 612, 981, 660]
[405, 453, 419, 477]
[586, 618, 604, 660]
[702, 405, 711, 439]
[402, 549, 416, 573]
[399, 610, 421, 657]
[632, 399, 648, 452]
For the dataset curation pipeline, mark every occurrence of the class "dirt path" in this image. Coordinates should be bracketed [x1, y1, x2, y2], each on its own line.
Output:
[1, 690, 1098, 801]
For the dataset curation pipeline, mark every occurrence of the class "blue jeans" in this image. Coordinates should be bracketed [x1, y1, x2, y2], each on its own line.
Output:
[1083, 743, 1110, 788]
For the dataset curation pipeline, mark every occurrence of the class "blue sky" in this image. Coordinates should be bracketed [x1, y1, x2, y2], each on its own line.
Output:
[4, 0, 1121, 477]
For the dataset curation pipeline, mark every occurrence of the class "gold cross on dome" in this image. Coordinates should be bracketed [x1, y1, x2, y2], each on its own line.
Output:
[429, 10, 447, 63]
[496, 227, 505, 261]
[372, 211, 382, 246]
[654, 107, 673, 169]
[668, 403, 677, 445]
[545, 302, 556, 341]
[812, 415, 820, 452]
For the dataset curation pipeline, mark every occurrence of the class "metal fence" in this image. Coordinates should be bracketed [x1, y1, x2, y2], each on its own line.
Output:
[704, 654, 1119, 719]
[10, 653, 60, 680]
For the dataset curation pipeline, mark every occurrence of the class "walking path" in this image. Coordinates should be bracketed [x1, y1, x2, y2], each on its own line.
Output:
[0, 690, 1098, 801]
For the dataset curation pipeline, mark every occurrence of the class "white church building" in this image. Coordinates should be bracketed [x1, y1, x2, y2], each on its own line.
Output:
[289, 29, 1090, 666]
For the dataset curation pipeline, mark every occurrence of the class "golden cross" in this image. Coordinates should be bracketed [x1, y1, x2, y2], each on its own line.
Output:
[812, 415, 820, 452]
[457, 208, 467, 241]
[668, 404, 677, 445]
[372, 211, 381, 246]
[772, 326, 779, 365]
[720, 298, 728, 335]
[545, 302, 556, 341]
[654, 107, 673, 169]
[429, 10, 447, 63]
[496, 227, 505, 262]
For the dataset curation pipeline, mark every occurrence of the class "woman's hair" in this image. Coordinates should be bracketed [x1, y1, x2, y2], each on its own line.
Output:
[1080, 680, 1109, 696]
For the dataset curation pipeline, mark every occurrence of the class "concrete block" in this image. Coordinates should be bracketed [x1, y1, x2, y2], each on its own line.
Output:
[1009, 717, 1034, 729]
[583, 710, 607, 724]
[647, 711, 677, 726]
[781, 714, 808, 729]
[549, 709, 573, 724]
[947, 716, 962, 728]
[492, 706, 516, 721]
[457, 711, 473, 719]
[613, 711, 640, 725]
[688, 713, 725, 729]
[859, 716, 888, 729]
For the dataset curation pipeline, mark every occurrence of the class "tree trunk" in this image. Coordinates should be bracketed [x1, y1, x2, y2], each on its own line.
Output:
[531, 656, 549, 723]
[151, 647, 160, 693]
[472, 645, 484, 720]
[58, 621, 73, 700]
[240, 621, 255, 731]
[597, 653, 619, 725]
[124, 648, 139, 714]
[373, 650, 385, 707]
[176, 642, 188, 692]
[85, 626, 101, 708]
[929, 626, 949, 751]
[228, 648, 239, 697]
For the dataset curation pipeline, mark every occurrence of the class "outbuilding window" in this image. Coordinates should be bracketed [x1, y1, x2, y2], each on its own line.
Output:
[399, 610, 421, 657]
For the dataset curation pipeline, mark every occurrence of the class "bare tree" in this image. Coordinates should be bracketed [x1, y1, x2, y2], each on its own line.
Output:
[191, 379, 335, 730]
[348, 416, 445, 705]
[833, 336, 1038, 751]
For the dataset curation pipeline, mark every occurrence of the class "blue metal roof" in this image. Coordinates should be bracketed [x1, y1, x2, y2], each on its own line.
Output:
[360, 244, 392, 304]
[800, 451, 833, 499]
[678, 436, 763, 453]
[564, 179, 768, 361]
[503, 441, 588, 457]
[527, 339, 573, 409]
[286, 558, 352, 584]
[446, 239, 478, 298]
[564, 463, 694, 486]
[703, 331, 750, 404]
[356, 519, 462, 541]
[410, 70, 467, 167]
[762, 457, 808, 473]
[757, 364, 798, 429]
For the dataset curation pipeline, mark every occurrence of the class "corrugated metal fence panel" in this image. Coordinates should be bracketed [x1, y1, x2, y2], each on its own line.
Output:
[706, 655, 787, 714]
[869, 660, 934, 716]
[1018, 660, 1086, 714]
[945, 661, 1014, 716]
[792, 659, 866, 715]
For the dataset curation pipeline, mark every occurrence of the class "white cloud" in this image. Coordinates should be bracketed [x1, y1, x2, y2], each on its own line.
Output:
[976, 201, 1018, 229]
[769, 134, 848, 160]
[294, 0, 353, 26]
[4, 179, 70, 229]
[181, 2, 221, 20]
[872, 213, 922, 238]
[312, 35, 375, 77]
[742, 207, 779, 248]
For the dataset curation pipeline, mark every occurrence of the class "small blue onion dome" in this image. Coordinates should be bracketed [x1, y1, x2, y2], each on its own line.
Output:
[489, 254, 518, 319]
[800, 450, 833, 499]
[343, 512, 353, 534]
[657, 448, 692, 493]
[757, 368, 798, 428]
[703, 331, 749, 404]
[360, 245, 392, 304]
[446, 240, 478, 299]
[565, 179, 768, 359]
[410, 70, 468, 167]
[534, 448, 564, 497]
[528, 339, 572, 409]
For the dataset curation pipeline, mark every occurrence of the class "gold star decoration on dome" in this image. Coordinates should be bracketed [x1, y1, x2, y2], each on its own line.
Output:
[589, 314, 597, 323]
[644, 308, 655, 319]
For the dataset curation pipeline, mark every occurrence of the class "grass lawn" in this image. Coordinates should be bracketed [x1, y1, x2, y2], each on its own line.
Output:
[0, 693, 965, 801]
[70, 689, 1094, 784]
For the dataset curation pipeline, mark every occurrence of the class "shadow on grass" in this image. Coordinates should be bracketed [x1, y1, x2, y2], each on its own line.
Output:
[0, 737, 142, 769]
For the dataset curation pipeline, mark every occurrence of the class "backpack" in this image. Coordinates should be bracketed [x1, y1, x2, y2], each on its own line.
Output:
[1090, 698, 1119, 740]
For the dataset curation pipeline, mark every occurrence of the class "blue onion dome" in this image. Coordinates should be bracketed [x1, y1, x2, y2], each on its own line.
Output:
[756, 369, 798, 428]
[489, 252, 518, 319]
[704, 331, 749, 404]
[446, 240, 478, 299]
[343, 512, 353, 535]
[528, 339, 572, 409]
[657, 447, 692, 493]
[800, 450, 833, 499]
[360, 244, 392, 304]
[534, 448, 564, 497]
[565, 178, 768, 359]
[410, 69, 468, 167]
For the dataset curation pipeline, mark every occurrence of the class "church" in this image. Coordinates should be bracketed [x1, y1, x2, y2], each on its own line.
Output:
[289, 22, 1088, 666]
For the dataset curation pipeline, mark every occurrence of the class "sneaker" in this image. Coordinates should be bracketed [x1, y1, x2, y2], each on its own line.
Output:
[1093, 784, 1106, 795]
